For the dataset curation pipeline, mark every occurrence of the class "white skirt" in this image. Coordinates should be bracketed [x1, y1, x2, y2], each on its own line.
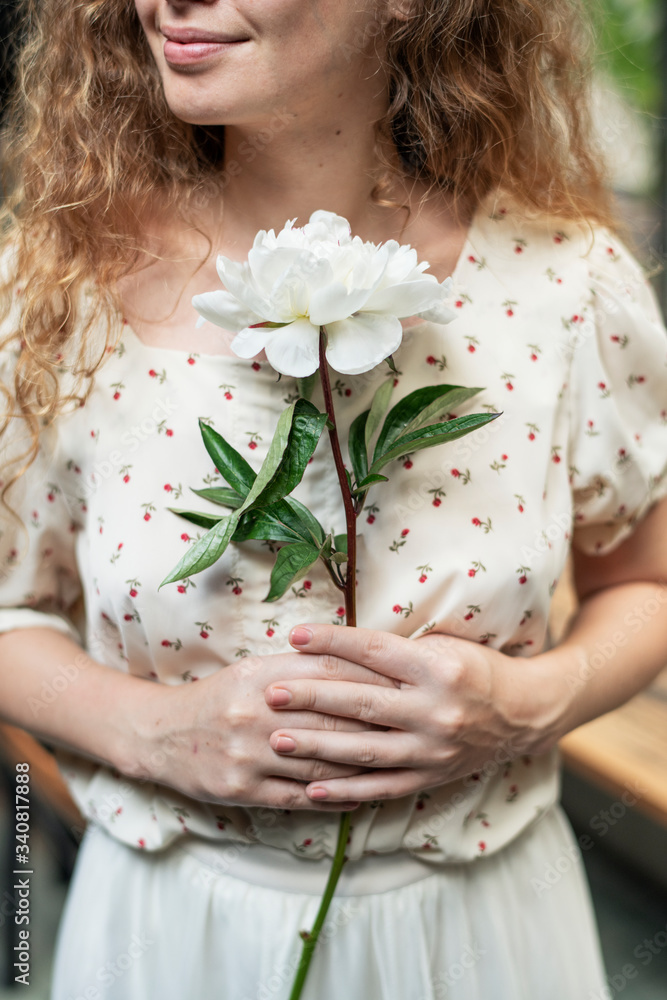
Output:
[50, 803, 608, 1000]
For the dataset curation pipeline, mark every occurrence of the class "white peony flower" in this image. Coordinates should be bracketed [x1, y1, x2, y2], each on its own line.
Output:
[192, 210, 456, 378]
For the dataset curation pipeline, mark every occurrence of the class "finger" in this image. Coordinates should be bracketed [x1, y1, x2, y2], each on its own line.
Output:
[288, 624, 418, 684]
[264, 710, 383, 733]
[239, 651, 397, 689]
[267, 753, 371, 782]
[265, 678, 413, 727]
[304, 770, 423, 803]
[269, 728, 417, 769]
[257, 778, 362, 812]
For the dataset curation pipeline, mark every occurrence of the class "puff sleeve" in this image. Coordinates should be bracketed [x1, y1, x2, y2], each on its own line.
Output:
[568, 229, 667, 555]
[0, 347, 83, 643]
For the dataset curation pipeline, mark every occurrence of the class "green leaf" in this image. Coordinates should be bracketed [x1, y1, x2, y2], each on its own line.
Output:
[400, 387, 484, 439]
[159, 514, 239, 587]
[296, 374, 318, 401]
[264, 542, 321, 603]
[374, 385, 483, 462]
[198, 421, 256, 496]
[365, 378, 394, 449]
[385, 355, 398, 373]
[238, 400, 327, 516]
[190, 487, 245, 509]
[167, 507, 224, 530]
[333, 533, 348, 555]
[348, 410, 369, 486]
[350, 473, 389, 495]
[369, 412, 501, 474]
[232, 510, 304, 544]
[281, 497, 325, 546]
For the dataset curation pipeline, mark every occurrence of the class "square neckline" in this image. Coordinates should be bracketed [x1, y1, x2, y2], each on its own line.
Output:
[119, 204, 480, 364]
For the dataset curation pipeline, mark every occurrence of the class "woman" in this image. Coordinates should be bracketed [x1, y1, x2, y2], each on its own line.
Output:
[1, 1, 666, 997]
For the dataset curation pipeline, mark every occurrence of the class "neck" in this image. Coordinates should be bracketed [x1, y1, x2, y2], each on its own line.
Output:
[218, 110, 412, 253]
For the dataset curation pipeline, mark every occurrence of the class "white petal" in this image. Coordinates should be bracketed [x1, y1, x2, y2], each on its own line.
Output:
[229, 324, 272, 359]
[192, 290, 262, 331]
[215, 256, 281, 321]
[365, 276, 444, 317]
[308, 281, 376, 326]
[415, 301, 458, 324]
[263, 318, 321, 377]
[325, 313, 403, 375]
[247, 245, 313, 296]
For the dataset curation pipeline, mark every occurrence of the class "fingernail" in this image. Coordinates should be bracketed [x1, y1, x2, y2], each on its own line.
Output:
[275, 736, 296, 752]
[308, 786, 329, 800]
[290, 626, 312, 646]
[269, 687, 292, 706]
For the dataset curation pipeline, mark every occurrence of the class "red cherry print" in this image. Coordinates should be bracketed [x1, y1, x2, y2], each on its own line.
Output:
[506, 309, 514, 317]
[47, 492, 55, 502]
[611, 335, 619, 343]
[478, 841, 486, 851]
[401, 529, 409, 537]
[303, 580, 312, 591]
[393, 378, 399, 387]
[344, 388, 352, 397]
[456, 300, 463, 309]
[419, 574, 427, 583]
[598, 382, 606, 391]
[200, 631, 209, 639]
[232, 586, 242, 595]
[468, 255, 476, 263]
[467, 344, 476, 353]
[432, 498, 442, 507]
[472, 517, 481, 527]
[123, 474, 130, 483]
[636, 375, 646, 384]
[249, 441, 257, 450]
[528, 432, 535, 441]
[392, 604, 402, 614]
[252, 361, 261, 371]
[177, 585, 186, 594]
[416, 800, 425, 811]
[118, 543, 123, 550]
[451, 469, 460, 478]
[124, 614, 133, 621]
[464, 612, 474, 621]
[530, 353, 537, 361]
[129, 588, 137, 598]
[403, 459, 413, 470]
[519, 575, 527, 585]
[113, 391, 121, 400]
[426, 355, 437, 365]
[224, 391, 233, 400]
[554, 235, 562, 244]
[164, 484, 172, 492]
[336, 607, 345, 617]
[144, 513, 151, 521]
[266, 628, 275, 637]
[303, 838, 312, 847]
[138, 839, 146, 848]
[161, 640, 170, 647]
[181, 533, 190, 541]
[552, 454, 561, 464]
[187, 357, 195, 365]
[505, 382, 514, 391]
[514, 246, 523, 254]
[518, 505, 524, 513]
[166, 428, 174, 437]
[367, 514, 376, 524]
[501, 454, 508, 461]
[468, 569, 476, 578]
[149, 369, 157, 378]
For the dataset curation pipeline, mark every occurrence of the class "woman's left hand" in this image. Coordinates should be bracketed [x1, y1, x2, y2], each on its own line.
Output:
[264, 624, 564, 803]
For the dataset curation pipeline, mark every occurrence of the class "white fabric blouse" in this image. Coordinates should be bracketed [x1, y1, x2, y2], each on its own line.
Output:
[1, 193, 666, 863]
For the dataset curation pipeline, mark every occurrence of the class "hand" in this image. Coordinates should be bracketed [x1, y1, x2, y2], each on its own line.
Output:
[136, 648, 398, 812]
[264, 624, 562, 803]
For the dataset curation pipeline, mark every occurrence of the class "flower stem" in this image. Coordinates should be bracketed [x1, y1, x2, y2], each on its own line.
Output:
[318, 327, 357, 629]
[286, 329, 358, 1000]
[287, 811, 352, 1000]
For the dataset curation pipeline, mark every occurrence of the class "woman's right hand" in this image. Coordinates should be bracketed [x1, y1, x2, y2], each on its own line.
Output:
[131, 650, 397, 812]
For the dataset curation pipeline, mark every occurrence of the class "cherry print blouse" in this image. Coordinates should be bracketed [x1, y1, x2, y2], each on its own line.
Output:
[1, 194, 666, 864]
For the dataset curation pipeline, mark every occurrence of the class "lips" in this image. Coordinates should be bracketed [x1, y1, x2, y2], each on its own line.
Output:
[161, 25, 250, 65]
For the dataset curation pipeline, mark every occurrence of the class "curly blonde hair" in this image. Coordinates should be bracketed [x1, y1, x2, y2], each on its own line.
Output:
[0, 0, 615, 509]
